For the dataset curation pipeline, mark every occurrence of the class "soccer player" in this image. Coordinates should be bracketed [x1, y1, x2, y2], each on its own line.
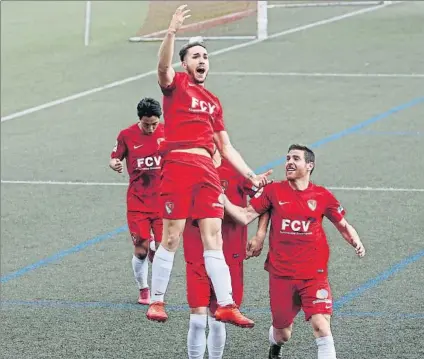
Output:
[223, 144, 366, 359]
[183, 149, 269, 358]
[109, 97, 164, 305]
[146, 4, 272, 327]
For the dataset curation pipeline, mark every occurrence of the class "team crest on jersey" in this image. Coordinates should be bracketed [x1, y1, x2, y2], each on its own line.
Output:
[165, 201, 174, 215]
[316, 289, 329, 299]
[307, 199, 317, 211]
[157, 137, 165, 145]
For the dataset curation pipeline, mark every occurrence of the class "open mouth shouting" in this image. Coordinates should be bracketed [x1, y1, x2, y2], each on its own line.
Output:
[286, 164, 296, 175]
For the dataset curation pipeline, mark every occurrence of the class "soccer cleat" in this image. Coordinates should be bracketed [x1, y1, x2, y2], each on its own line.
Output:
[214, 304, 254, 328]
[138, 287, 150, 305]
[146, 301, 168, 322]
[268, 344, 282, 359]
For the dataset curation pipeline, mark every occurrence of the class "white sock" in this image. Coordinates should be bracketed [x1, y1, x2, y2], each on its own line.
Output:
[269, 326, 279, 346]
[207, 315, 226, 359]
[150, 245, 175, 303]
[187, 314, 207, 359]
[316, 335, 337, 359]
[132, 255, 148, 289]
[203, 250, 233, 306]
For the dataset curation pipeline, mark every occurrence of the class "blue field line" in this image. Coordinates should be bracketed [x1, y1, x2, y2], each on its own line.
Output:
[0, 226, 128, 284]
[333, 248, 424, 309]
[1, 96, 423, 285]
[255, 96, 424, 173]
[1, 299, 424, 320]
[356, 130, 423, 136]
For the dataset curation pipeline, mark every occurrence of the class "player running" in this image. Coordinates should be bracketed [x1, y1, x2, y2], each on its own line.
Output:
[223, 144, 366, 359]
[183, 149, 270, 359]
[109, 98, 164, 305]
[146, 5, 272, 328]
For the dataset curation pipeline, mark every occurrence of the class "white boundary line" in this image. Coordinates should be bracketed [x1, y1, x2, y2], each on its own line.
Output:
[1, 3, 389, 123]
[1, 180, 423, 192]
[211, 71, 424, 78]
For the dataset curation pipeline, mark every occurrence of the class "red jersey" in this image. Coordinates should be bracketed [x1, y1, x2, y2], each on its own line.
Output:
[250, 181, 345, 279]
[183, 159, 255, 264]
[111, 123, 165, 213]
[160, 72, 225, 157]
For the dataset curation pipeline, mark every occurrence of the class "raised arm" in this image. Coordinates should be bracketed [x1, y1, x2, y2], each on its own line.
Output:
[157, 5, 190, 88]
[333, 218, 366, 257]
[214, 130, 272, 189]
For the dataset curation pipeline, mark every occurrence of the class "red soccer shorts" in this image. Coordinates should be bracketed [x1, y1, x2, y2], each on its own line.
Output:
[160, 152, 224, 220]
[186, 261, 244, 313]
[269, 274, 333, 329]
[127, 211, 163, 246]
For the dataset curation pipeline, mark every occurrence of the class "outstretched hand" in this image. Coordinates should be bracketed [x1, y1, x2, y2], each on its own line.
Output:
[169, 4, 191, 33]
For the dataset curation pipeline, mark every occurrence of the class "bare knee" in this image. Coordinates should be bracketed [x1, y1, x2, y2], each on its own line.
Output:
[274, 325, 293, 344]
[132, 235, 148, 259]
[198, 218, 223, 250]
[162, 219, 185, 251]
[134, 248, 148, 260]
[311, 314, 332, 338]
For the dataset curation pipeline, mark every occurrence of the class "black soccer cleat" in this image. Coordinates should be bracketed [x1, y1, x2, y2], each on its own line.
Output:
[268, 344, 282, 359]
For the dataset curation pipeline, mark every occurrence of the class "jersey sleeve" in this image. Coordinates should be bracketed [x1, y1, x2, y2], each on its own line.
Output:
[110, 131, 127, 160]
[212, 104, 225, 132]
[249, 185, 272, 215]
[160, 72, 185, 96]
[324, 189, 346, 223]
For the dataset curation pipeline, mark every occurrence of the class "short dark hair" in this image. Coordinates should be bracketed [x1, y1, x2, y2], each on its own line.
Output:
[137, 97, 162, 119]
[179, 41, 207, 62]
[288, 144, 315, 174]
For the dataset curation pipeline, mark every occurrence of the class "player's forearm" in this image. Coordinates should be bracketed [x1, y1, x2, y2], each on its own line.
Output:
[157, 31, 176, 83]
[221, 144, 256, 181]
[223, 196, 255, 226]
[256, 211, 270, 239]
[338, 222, 361, 248]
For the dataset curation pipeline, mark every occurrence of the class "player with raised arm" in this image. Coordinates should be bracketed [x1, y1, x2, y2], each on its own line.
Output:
[146, 5, 272, 328]
[109, 98, 164, 305]
[223, 144, 366, 359]
[183, 149, 268, 358]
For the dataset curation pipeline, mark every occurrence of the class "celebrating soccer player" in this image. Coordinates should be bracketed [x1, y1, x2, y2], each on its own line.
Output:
[183, 149, 269, 358]
[146, 5, 272, 328]
[223, 144, 366, 359]
[109, 98, 164, 305]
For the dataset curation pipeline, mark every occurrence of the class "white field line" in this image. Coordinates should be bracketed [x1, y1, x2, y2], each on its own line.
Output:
[210, 71, 424, 78]
[1, 180, 423, 192]
[1, 2, 390, 123]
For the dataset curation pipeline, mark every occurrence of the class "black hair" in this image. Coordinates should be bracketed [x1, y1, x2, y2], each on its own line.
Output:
[179, 42, 207, 62]
[137, 97, 162, 119]
[288, 144, 316, 174]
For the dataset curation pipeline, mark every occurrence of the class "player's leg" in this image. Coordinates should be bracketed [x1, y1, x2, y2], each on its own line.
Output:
[207, 297, 226, 359]
[229, 261, 244, 308]
[147, 218, 186, 321]
[300, 279, 337, 359]
[186, 262, 211, 359]
[127, 212, 152, 305]
[148, 216, 163, 262]
[197, 217, 253, 328]
[147, 157, 192, 322]
[205, 261, 244, 359]
[268, 275, 301, 359]
[194, 175, 254, 328]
